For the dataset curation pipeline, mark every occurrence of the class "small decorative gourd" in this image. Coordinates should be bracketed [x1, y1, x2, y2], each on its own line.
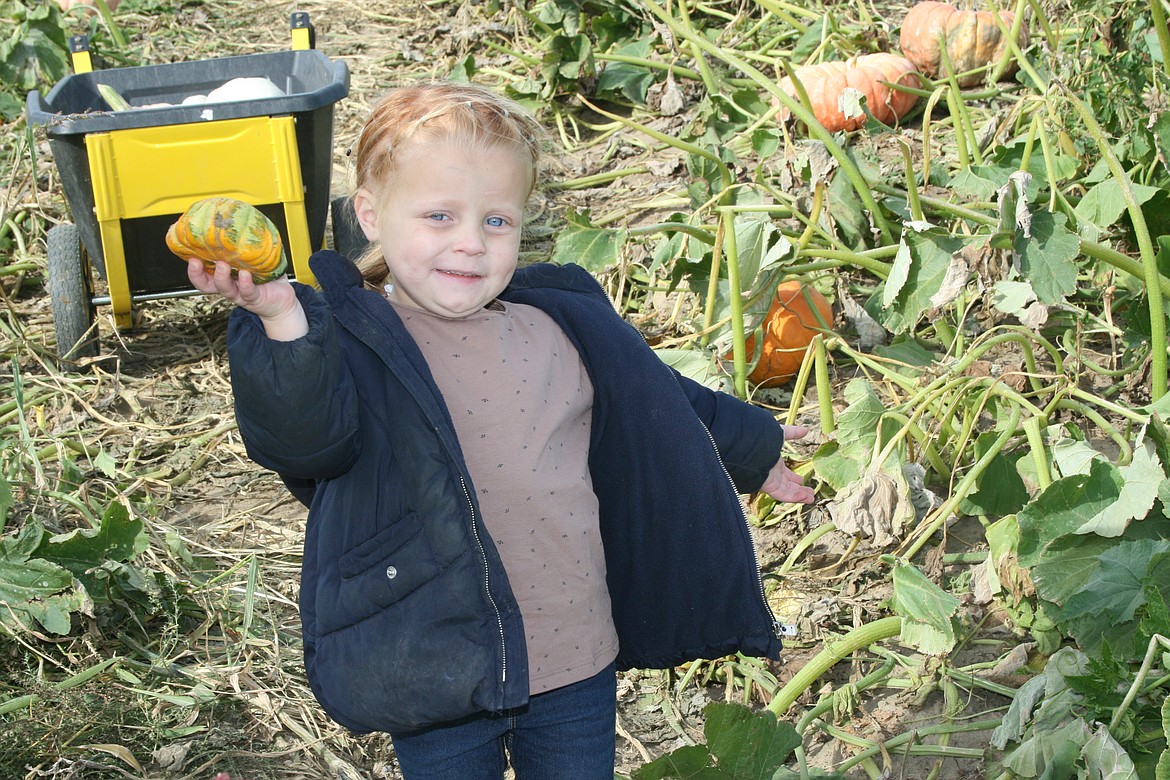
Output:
[166, 198, 287, 283]
[744, 281, 833, 387]
[776, 53, 920, 133]
[899, 1, 1027, 87]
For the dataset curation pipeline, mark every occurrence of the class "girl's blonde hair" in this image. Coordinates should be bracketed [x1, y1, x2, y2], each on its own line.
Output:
[349, 82, 545, 288]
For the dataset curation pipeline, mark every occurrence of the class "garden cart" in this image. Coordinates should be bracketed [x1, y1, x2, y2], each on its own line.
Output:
[26, 13, 349, 367]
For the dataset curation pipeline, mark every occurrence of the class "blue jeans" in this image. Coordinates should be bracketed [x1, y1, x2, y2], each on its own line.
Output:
[391, 663, 617, 780]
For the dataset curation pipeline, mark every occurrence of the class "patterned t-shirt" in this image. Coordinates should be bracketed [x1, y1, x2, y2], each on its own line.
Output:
[390, 297, 619, 693]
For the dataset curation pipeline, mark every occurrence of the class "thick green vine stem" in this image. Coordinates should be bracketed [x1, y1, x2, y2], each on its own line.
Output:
[1056, 83, 1167, 401]
[767, 616, 903, 716]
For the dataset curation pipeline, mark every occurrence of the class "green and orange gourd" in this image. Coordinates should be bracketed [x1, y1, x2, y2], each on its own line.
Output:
[166, 197, 288, 283]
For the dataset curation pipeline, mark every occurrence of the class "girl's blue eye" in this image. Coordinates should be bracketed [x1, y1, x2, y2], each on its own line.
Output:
[486, 216, 507, 228]
[427, 213, 450, 222]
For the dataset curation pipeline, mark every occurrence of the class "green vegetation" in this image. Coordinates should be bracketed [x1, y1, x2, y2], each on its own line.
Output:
[3, 0, 1170, 777]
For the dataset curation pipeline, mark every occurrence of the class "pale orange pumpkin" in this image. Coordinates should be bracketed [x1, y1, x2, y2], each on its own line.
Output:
[900, 1, 1028, 87]
[742, 281, 833, 387]
[776, 53, 920, 133]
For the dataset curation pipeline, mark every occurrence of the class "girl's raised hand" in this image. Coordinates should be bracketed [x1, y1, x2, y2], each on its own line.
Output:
[187, 258, 308, 341]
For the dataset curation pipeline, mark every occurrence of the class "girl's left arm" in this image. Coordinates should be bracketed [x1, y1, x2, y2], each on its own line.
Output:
[675, 373, 814, 503]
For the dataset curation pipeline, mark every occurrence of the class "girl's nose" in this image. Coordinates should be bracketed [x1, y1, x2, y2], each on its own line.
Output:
[452, 224, 487, 255]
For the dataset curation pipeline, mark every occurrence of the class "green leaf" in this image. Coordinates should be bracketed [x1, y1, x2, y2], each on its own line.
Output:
[991, 280, 1037, 315]
[1018, 459, 1123, 568]
[0, 553, 81, 635]
[35, 501, 148, 575]
[541, 34, 596, 94]
[871, 229, 975, 334]
[948, 166, 1002, 201]
[1074, 439, 1166, 536]
[1156, 697, 1170, 780]
[961, 437, 1030, 517]
[633, 745, 720, 779]
[882, 239, 912, 309]
[871, 339, 937, 370]
[0, 518, 43, 562]
[550, 223, 627, 272]
[1081, 724, 1139, 779]
[0, 91, 22, 123]
[1074, 178, 1161, 231]
[705, 702, 801, 779]
[1013, 210, 1081, 305]
[991, 648, 1095, 778]
[890, 560, 960, 655]
[655, 349, 721, 389]
[0, 474, 12, 528]
[595, 38, 655, 104]
[1060, 539, 1170, 624]
[1028, 532, 1116, 607]
[826, 162, 867, 248]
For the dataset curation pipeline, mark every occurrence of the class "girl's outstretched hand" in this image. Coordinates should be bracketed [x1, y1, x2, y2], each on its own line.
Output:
[759, 424, 817, 504]
[187, 258, 308, 341]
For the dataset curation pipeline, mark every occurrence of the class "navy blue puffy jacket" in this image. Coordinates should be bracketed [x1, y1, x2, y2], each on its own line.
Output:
[227, 251, 785, 734]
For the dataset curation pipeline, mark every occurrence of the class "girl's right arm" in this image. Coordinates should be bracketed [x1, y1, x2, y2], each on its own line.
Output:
[188, 259, 361, 481]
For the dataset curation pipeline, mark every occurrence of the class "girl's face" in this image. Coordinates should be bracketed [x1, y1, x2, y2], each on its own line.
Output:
[354, 139, 530, 320]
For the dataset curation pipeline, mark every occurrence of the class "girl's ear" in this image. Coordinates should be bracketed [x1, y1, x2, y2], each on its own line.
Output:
[352, 189, 381, 241]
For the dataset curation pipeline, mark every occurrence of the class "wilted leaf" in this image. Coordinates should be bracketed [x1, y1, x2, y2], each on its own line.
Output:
[827, 465, 915, 547]
[1081, 723, 1139, 779]
[928, 253, 970, 308]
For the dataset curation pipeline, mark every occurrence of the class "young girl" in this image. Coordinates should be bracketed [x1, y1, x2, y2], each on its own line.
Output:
[187, 82, 816, 780]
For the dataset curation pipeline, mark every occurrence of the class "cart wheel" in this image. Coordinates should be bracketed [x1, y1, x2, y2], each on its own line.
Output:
[331, 195, 370, 262]
[46, 223, 98, 369]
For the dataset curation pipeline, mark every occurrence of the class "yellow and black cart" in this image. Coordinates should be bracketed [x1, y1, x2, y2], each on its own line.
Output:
[26, 13, 349, 366]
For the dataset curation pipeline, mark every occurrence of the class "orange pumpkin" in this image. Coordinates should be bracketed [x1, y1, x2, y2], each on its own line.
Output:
[776, 53, 920, 133]
[166, 198, 287, 283]
[743, 281, 833, 387]
[900, 1, 1027, 87]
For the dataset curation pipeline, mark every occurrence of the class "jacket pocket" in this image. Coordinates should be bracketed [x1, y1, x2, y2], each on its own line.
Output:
[338, 515, 440, 606]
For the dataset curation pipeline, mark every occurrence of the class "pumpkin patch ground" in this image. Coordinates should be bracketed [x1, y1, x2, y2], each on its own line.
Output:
[4, 0, 1166, 778]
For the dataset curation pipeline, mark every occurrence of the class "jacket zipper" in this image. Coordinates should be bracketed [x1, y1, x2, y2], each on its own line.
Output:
[700, 422, 784, 641]
[456, 471, 508, 684]
[344, 297, 510, 687]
